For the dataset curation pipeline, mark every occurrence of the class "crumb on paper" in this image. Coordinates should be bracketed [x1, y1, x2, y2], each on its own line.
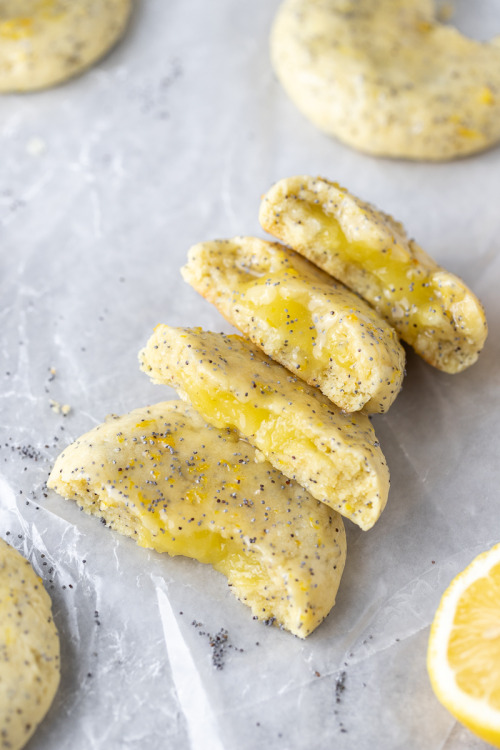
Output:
[49, 399, 71, 416]
[26, 137, 47, 156]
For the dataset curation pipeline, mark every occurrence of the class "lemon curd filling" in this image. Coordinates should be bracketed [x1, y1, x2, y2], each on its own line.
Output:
[179, 378, 368, 511]
[69, 479, 292, 628]
[184, 383, 273, 436]
[240, 273, 368, 374]
[242, 278, 384, 380]
[308, 206, 487, 367]
[134, 515, 289, 620]
[244, 284, 319, 363]
[308, 204, 445, 331]
[95, 490, 276, 607]
[48, 401, 347, 637]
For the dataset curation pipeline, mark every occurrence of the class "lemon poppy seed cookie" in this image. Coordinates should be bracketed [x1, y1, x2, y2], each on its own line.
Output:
[0, 0, 132, 93]
[139, 326, 390, 530]
[260, 176, 488, 374]
[182, 237, 405, 413]
[271, 0, 500, 160]
[0, 537, 60, 750]
[48, 401, 346, 638]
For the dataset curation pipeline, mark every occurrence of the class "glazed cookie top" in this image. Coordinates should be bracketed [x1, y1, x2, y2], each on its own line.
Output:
[0, 0, 132, 92]
[48, 400, 346, 638]
[182, 237, 405, 414]
[139, 326, 390, 530]
[271, 0, 500, 160]
[0, 537, 60, 750]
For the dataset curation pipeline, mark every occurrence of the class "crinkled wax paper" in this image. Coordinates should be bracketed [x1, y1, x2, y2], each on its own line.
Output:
[1, 1, 500, 748]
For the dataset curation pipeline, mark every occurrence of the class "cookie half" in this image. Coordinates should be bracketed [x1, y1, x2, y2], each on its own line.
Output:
[139, 326, 390, 530]
[260, 176, 488, 373]
[48, 401, 346, 638]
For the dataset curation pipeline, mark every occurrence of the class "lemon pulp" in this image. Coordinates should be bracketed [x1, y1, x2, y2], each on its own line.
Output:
[449, 561, 500, 708]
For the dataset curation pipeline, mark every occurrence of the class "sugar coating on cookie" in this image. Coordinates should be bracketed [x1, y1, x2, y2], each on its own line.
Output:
[0, 0, 132, 92]
[139, 326, 390, 530]
[48, 400, 346, 638]
[0, 537, 60, 750]
[260, 176, 488, 374]
[271, 0, 500, 160]
[182, 236, 405, 413]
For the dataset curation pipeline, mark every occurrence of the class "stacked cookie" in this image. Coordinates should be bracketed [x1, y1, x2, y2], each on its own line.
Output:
[49, 176, 487, 638]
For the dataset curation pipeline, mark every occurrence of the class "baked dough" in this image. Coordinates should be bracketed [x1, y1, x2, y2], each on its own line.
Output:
[0, 537, 60, 750]
[48, 401, 346, 638]
[182, 236, 405, 413]
[271, 0, 500, 160]
[0, 0, 132, 92]
[139, 326, 390, 530]
[260, 176, 488, 374]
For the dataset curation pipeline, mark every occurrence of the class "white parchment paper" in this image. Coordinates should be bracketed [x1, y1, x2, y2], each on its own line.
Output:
[1, 1, 500, 748]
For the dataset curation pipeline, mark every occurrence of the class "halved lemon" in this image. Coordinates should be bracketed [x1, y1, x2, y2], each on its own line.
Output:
[427, 543, 500, 747]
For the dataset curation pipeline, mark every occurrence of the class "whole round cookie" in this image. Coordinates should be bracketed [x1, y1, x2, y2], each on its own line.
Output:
[271, 0, 500, 160]
[0, 0, 132, 92]
[0, 537, 60, 750]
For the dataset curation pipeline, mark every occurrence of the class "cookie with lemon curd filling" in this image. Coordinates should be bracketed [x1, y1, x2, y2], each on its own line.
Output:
[139, 326, 390, 531]
[259, 176, 488, 374]
[0, 0, 132, 92]
[181, 236, 405, 414]
[47, 400, 346, 638]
